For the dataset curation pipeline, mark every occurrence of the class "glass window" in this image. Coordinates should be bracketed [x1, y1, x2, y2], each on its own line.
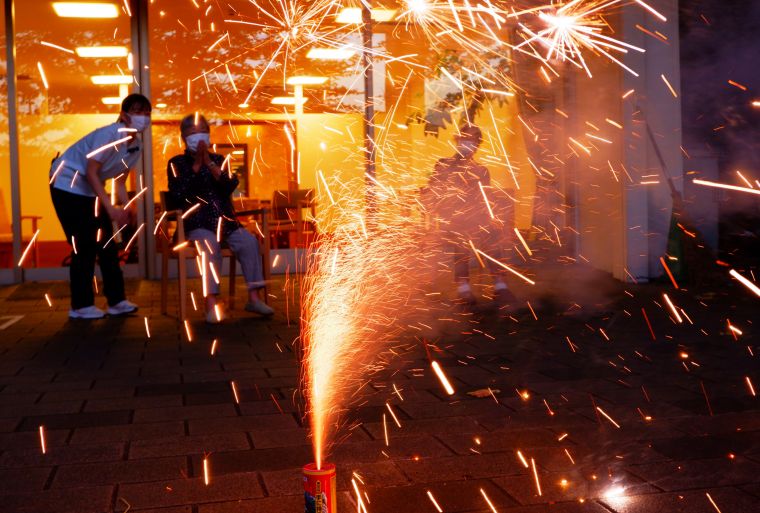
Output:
[0, 5, 12, 269]
[15, 1, 134, 269]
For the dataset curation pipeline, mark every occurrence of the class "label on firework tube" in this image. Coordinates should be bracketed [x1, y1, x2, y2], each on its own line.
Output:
[303, 462, 337, 513]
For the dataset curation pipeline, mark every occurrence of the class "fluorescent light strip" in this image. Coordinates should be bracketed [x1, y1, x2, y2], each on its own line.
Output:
[336, 8, 398, 24]
[53, 2, 119, 18]
[91, 75, 133, 85]
[286, 76, 328, 85]
[306, 48, 356, 60]
[76, 46, 128, 58]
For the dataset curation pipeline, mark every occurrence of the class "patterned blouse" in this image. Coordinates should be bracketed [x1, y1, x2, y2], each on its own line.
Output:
[167, 151, 241, 238]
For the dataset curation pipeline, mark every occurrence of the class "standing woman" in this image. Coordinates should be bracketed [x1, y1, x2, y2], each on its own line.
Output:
[49, 94, 151, 319]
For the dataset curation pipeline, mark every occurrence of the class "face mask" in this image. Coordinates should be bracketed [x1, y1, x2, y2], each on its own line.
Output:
[129, 114, 151, 132]
[185, 132, 211, 152]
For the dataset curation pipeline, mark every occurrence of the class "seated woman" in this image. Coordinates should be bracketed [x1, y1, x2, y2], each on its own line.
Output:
[167, 114, 273, 323]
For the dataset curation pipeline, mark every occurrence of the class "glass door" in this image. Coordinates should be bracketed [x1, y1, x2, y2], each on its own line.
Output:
[14, 1, 140, 281]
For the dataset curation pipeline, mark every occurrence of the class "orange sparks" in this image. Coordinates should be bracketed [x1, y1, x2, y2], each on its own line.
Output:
[203, 456, 210, 486]
[426, 490, 443, 512]
[622, 89, 635, 99]
[661, 74, 678, 98]
[513, 228, 532, 256]
[385, 403, 402, 428]
[745, 376, 756, 397]
[662, 294, 683, 324]
[531, 458, 542, 496]
[516, 450, 529, 468]
[564, 448, 575, 464]
[17, 229, 41, 267]
[479, 182, 495, 219]
[431, 360, 455, 396]
[694, 178, 760, 196]
[383, 413, 389, 447]
[144, 317, 151, 338]
[641, 308, 656, 341]
[596, 406, 621, 428]
[210, 339, 218, 356]
[183, 320, 193, 342]
[728, 80, 747, 91]
[230, 381, 240, 404]
[86, 136, 132, 159]
[729, 269, 760, 297]
[39, 425, 46, 454]
[480, 488, 499, 513]
[44, 294, 52, 307]
[475, 250, 535, 285]
[659, 257, 679, 289]
[706, 493, 723, 513]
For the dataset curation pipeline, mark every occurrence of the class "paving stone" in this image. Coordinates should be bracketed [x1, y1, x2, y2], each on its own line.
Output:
[395, 452, 526, 483]
[492, 469, 657, 506]
[70, 421, 185, 445]
[626, 456, 760, 491]
[196, 496, 304, 513]
[599, 486, 760, 513]
[340, 479, 517, 513]
[118, 471, 265, 509]
[0, 484, 114, 513]
[0, 466, 52, 493]
[129, 433, 251, 459]
[133, 404, 237, 423]
[188, 414, 300, 435]
[191, 445, 312, 475]
[0, 442, 125, 468]
[84, 395, 183, 412]
[53, 457, 187, 487]
[17, 410, 132, 431]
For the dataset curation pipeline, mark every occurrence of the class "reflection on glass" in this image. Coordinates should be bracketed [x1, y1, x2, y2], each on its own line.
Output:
[16, 1, 133, 268]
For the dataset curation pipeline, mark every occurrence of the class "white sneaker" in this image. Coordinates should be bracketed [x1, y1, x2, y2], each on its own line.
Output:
[69, 305, 106, 320]
[245, 301, 274, 316]
[206, 308, 224, 324]
[106, 300, 138, 316]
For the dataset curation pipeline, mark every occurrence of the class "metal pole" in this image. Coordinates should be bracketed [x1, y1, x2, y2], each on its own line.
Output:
[5, 0, 22, 282]
[361, 3, 376, 213]
[131, 0, 156, 278]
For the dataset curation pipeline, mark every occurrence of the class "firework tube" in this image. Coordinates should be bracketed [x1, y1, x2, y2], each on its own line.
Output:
[303, 463, 337, 513]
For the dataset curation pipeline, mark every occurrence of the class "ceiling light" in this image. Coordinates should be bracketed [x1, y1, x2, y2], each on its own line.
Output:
[53, 2, 119, 18]
[76, 46, 128, 58]
[101, 97, 122, 105]
[90, 75, 133, 85]
[306, 48, 356, 60]
[286, 76, 328, 86]
[336, 8, 398, 24]
[271, 97, 308, 106]
[155, 103, 167, 108]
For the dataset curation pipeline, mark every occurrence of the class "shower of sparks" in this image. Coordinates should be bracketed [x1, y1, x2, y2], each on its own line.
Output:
[515, 0, 650, 78]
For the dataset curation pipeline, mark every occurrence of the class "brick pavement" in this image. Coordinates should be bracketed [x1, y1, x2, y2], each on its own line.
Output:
[0, 272, 757, 513]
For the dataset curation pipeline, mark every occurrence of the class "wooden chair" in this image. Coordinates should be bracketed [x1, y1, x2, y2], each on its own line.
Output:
[157, 191, 270, 320]
[0, 188, 41, 267]
[269, 189, 316, 248]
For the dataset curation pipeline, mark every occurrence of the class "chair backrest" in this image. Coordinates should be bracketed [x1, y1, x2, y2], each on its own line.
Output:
[270, 189, 314, 221]
[0, 188, 10, 233]
[159, 190, 184, 212]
